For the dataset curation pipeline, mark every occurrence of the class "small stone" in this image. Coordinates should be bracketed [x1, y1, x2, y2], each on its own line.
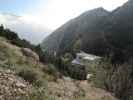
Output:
[6, 69, 12, 74]
[16, 82, 26, 88]
[16, 96, 21, 100]
[18, 88, 26, 94]
[8, 77, 14, 81]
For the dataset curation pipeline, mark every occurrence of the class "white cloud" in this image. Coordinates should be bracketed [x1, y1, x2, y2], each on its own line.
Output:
[30, 0, 128, 30]
[101, 0, 128, 10]
[35, 0, 101, 30]
[0, 13, 51, 44]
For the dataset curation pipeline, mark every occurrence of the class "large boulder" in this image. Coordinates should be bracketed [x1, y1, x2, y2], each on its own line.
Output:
[21, 48, 39, 65]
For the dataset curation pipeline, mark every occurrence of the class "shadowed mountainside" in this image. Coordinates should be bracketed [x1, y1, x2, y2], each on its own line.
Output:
[42, 0, 133, 60]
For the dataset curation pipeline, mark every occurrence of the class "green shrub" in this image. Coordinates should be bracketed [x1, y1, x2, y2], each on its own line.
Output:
[42, 64, 61, 81]
[18, 68, 44, 87]
[46, 64, 57, 74]
[29, 86, 53, 100]
[105, 63, 132, 100]
[18, 68, 38, 83]
[93, 59, 133, 100]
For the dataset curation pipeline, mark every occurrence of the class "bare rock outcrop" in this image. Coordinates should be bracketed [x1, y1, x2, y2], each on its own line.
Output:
[21, 48, 39, 65]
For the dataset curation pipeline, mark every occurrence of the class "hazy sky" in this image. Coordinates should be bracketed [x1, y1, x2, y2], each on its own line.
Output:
[0, 0, 128, 30]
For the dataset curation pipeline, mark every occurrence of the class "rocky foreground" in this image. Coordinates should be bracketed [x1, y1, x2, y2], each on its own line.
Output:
[0, 69, 118, 100]
[0, 69, 31, 100]
[46, 77, 118, 100]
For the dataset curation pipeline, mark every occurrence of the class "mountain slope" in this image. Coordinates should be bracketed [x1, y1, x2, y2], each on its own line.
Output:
[42, 0, 133, 58]
[104, 0, 133, 51]
[41, 7, 110, 55]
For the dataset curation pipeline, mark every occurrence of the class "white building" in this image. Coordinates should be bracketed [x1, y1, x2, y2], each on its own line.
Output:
[72, 51, 101, 66]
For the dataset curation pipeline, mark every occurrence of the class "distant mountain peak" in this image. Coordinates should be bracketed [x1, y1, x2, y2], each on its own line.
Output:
[80, 7, 109, 18]
[92, 7, 108, 12]
[41, 7, 110, 54]
[90, 7, 109, 14]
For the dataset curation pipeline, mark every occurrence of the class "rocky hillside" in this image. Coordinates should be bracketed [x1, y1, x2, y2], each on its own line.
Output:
[0, 35, 118, 100]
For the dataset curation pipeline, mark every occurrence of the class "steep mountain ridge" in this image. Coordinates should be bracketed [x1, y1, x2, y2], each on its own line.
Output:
[41, 7, 110, 55]
[42, 0, 133, 59]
